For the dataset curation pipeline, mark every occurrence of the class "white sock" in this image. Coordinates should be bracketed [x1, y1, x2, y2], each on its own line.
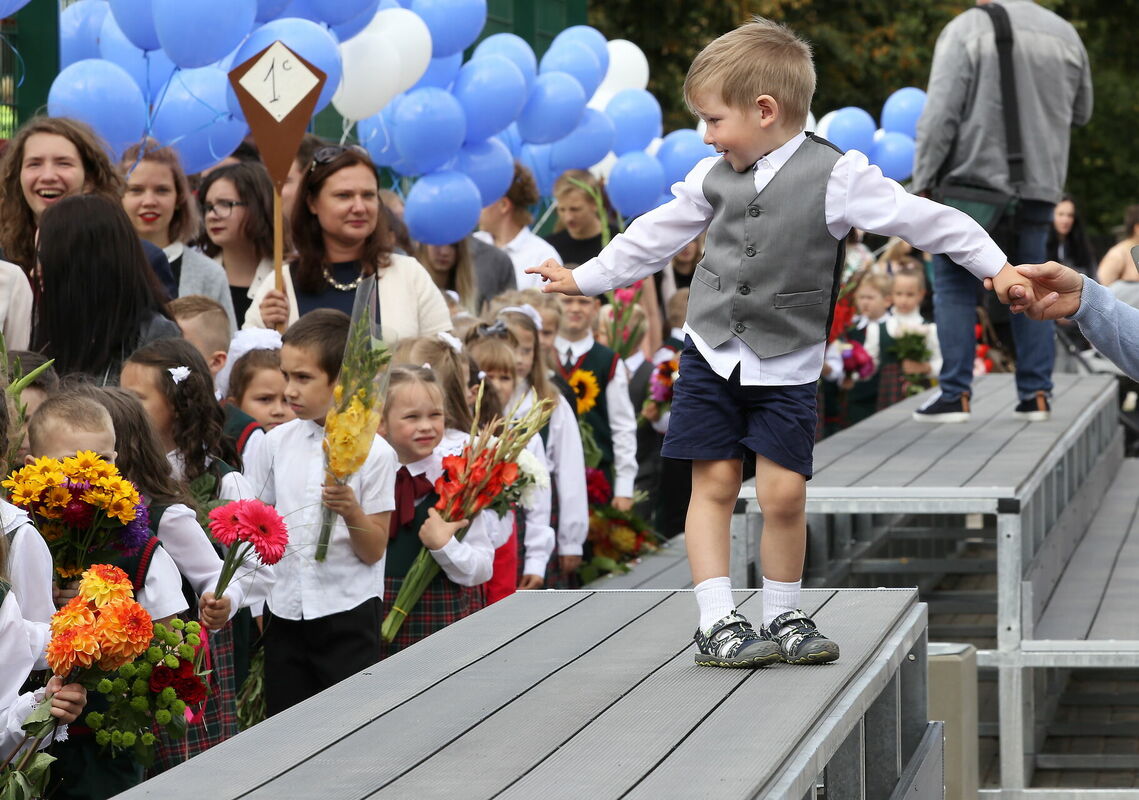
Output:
[763, 577, 801, 627]
[694, 576, 735, 633]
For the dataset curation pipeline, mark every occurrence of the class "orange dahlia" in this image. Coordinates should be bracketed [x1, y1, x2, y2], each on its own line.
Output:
[94, 600, 153, 670]
[50, 595, 97, 636]
[78, 564, 133, 607]
[45, 624, 101, 676]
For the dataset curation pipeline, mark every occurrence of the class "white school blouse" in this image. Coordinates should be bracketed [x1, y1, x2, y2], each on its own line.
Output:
[403, 447, 495, 587]
[244, 418, 397, 620]
[154, 504, 243, 620]
[571, 132, 1008, 387]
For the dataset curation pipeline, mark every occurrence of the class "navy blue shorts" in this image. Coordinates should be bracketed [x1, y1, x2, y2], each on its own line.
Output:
[662, 338, 817, 478]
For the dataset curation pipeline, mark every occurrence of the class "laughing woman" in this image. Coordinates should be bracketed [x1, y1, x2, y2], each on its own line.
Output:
[121, 143, 237, 332]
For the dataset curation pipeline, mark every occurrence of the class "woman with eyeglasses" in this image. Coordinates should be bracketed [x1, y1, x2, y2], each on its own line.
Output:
[248, 145, 451, 340]
[120, 142, 238, 332]
[197, 162, 276, 325]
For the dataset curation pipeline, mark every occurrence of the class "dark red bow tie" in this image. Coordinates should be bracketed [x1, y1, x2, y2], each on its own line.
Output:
[391, 466, 435, 538]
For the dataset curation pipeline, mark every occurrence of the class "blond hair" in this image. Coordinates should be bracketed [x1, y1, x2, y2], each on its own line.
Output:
[857, 271, 894, 298]
[27, 393, 114, 456]
[892, 266, 927, 291]
[684, 18, 815, 128]
[168, 295, 231, 354]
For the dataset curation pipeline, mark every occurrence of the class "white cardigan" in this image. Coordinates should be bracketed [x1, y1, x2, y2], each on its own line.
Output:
[0, 260, 31, 351]
[242, 254, 452, 341]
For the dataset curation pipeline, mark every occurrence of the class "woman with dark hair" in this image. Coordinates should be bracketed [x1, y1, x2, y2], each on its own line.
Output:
[196, 162, 276, 325]
[250, 145, 451, 340]
[121, 142, 237, 331]
[1047, 194, 1096, 278]
[32, 194, 181, 384]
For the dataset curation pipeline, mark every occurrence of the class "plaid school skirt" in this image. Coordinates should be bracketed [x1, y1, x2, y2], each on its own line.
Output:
[875, 362, 907, 410]
[149, 620, 238, 775]
[379, 575, 484, 658]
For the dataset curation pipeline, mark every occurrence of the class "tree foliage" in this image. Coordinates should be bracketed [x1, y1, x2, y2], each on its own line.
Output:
[588, 0, 1137, 237]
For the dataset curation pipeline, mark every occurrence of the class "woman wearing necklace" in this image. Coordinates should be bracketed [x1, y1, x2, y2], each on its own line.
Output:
[248, 146, 451, 341]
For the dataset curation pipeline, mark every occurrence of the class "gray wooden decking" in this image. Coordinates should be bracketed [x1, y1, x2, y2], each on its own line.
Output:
[115, 589, 928, 800]
[746, 373, 1117, 509]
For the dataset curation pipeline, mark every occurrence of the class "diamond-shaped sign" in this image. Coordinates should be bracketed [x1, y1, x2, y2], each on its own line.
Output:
[238, 41, 321, 123]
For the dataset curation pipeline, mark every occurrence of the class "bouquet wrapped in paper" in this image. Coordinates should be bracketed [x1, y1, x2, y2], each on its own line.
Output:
[317, 280, 391, 561]
[380, 386, 554, 642]
[2, 452, 149, 579]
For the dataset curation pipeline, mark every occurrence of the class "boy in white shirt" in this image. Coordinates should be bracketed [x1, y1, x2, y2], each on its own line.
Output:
[244, 309, 397, 715]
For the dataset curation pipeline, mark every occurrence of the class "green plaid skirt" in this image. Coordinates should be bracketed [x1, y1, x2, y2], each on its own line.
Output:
[379, 575, 484, 658]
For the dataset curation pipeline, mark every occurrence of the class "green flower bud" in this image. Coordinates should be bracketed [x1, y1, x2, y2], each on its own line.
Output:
[110, 731, 123, 747]
[96, 679, 113, 694]
[121, 732, 136, 747]
[85, 712, 104, 730]
[95, 730, 111, 747]
[185, 634, 201, 647]
[164, 654, 179, 669]
[154, 709, 172, 726]
[130, 697, 148, 713]
[132, 678, 149, 696]
[111, 678, 128, 694]
[170, 699, 186, 715]
[160, 687, 176, 703]
[177, 643, 195, 660]
[146, 647, 163, 664]
[136, 662, 153, 679]
[156, 693, 169, 709]
[184, 621, 200, 635]
[141, 733, 156, 746]
[119, 663, 136, 679]
[170, 618, 185, 631]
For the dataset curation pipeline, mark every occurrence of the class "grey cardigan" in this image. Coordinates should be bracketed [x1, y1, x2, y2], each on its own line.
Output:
[170, 244, 238, 333]
[1073, 278, 1139, 381]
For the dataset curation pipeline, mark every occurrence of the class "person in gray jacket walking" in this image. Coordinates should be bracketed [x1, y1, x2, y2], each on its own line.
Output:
[912, 0, 1092, 424]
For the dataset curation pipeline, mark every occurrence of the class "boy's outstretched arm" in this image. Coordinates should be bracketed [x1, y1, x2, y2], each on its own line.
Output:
[527, 259, 584, 296]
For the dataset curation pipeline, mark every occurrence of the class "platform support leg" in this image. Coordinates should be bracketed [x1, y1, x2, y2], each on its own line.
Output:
[900, 630, 929, 768]
[865, 672, 901, 798]
[825, 718, 866, 800]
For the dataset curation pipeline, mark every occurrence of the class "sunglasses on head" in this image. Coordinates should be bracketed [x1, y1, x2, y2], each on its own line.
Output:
[310, 144, 369, 171]
[475, 320, 510, 339]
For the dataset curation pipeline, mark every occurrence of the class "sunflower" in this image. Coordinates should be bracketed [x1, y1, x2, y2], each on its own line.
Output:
[568, 369, 600, 415]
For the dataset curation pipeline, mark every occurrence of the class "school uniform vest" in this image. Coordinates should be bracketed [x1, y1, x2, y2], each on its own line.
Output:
[559, 344, 619, 470]
[688, 135, 847, 359]
[385, 491, 440, 580]
[846, 322, 896, 407]
[223, 405, 263, 458]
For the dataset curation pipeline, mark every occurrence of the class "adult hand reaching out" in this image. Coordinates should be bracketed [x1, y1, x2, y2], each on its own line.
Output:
[984, 261, 1084, 320]
[525, 259, 583, 296]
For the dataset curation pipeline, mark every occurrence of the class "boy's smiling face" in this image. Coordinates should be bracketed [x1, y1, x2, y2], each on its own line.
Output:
[692, 89, 791, 173]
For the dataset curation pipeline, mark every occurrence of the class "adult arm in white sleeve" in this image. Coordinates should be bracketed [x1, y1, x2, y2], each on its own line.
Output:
[547, 396, 589, 556]
[606, 363, 639, 499]
[429, 510, 496, 586]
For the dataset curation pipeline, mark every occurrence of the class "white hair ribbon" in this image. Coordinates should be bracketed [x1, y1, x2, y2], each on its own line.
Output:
[168, 366, 191, 385]
[499, 304, 543, 330]
[437, 331, 464, 354]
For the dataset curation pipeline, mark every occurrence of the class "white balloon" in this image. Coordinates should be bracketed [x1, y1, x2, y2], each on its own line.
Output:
[815, 110, 837, 139]
[587, 86, 614, 112]
[333, 32, 402, 121]
[596, 39, 648, 96]
[873, 127, 885, 142]
[805, 111, 816, 132]
[366, 8, 432, 94]
[645, 136, 662, 156]
[589, 151, 617, 181]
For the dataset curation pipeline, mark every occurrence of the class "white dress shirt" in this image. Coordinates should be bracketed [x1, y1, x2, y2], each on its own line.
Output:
[571, 132, 1008, 386]
[475, 227, 563, 291]
[243, 418, 397, 620]
[407, 443, 496, 587]
[554, 333, 639, 498]
[0, 592, 52, 758]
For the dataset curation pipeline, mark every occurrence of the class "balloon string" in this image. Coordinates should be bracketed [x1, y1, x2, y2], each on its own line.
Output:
[0, 33, 26, 90]
[339, 114, 352, 146]
[531, 198, 557, 233]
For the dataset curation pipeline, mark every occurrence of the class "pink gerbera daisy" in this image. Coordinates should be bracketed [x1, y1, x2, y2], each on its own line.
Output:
[207, 503, 243, 547]
[233, 499, 288, 564]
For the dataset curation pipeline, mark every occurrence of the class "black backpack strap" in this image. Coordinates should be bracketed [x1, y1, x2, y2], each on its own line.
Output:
[978, 3, 1025, 189]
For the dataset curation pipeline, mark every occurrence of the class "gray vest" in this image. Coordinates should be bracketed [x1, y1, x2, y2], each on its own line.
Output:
[687, 135, 848, 360]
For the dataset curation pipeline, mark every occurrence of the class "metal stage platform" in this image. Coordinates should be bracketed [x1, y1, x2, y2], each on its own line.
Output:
[115, 589, 935, 800]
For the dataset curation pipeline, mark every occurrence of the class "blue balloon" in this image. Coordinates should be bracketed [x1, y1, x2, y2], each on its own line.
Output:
[516, 71, 585, 145]
[357, 97, 402, 166]
[881, 87, 927, 140]
[656, 128, 715, 187]
[393, 87, 466, 175]
[108, 0, 160, 51]
[255, 0, 291, 22]
[550, 108, 614, 172]
[452, 55, 527, 143]
[276, 0, 322, 22]
[457, 138, 514, 206]
[100, 14, 177, 106]
[826, 107, 876, 155]
[494, 123, 522, 159]
[472, 33, 536, 93]
[405, 170, 482, 245]
[409, 0, 487, 58]
[606, 151, 665, 218]
[154, 0, 256, 69]
[606, 89, 661, 156]
[331, 0, 381, 41]
[310, 0, 374, 25]
[519, 143, 554, 197]
[551, 25, 608, 77]
[48, 59, 147, 158]
[151, 67, 249, 174]
[539, 40, 602, 99]
[870, 131, 916, 182]
[411, 53, 463, 91]
[60, 0, 110, 68]
[230, 18, 343, 117]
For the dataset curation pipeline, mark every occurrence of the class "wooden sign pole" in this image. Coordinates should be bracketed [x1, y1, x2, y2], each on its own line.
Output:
[228, 42, 326, 332]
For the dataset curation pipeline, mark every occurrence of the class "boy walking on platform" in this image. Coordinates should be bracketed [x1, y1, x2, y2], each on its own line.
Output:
[530, 18, 1029, 668]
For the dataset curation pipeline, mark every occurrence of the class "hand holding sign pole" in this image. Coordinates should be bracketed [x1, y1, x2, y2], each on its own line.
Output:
[228, 42, 326, 331]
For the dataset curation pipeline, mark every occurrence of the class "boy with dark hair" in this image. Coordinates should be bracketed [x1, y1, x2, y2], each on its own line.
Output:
[245, 309, 397, 714]
[531, 17, 1028, 667]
